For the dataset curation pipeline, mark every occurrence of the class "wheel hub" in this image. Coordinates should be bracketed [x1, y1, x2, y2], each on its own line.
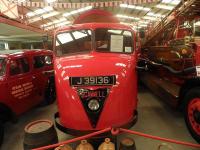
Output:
[193, 110, 200, 124]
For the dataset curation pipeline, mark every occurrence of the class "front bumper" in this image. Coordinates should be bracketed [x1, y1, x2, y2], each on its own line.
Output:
[54, 111, 138, 136]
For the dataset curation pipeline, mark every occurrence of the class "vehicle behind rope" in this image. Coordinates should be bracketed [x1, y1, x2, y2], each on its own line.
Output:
[54, 9, 139, 135]
[138, 0, 200, 143]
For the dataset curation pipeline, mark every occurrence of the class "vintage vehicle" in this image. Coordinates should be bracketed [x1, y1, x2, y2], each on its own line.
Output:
[0, 49, 55, 144]
[54, 9, 138, 135]
[138, 0, 200, 142]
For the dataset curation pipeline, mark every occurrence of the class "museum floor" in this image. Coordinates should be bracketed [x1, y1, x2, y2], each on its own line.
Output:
[1, 85, 198, 150]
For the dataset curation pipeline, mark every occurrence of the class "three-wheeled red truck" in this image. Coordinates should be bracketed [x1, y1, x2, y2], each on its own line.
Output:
[138, 0, 200, 143]
[54, 9, 138, 135]
[0, 49, 55, 144]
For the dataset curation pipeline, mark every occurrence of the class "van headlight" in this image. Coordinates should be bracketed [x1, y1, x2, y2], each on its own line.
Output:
[88, 99, 99, 111]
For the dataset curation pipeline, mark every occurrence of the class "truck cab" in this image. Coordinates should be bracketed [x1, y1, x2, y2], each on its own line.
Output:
[0, 49, 55, 144]
[54, 9, 138, 134]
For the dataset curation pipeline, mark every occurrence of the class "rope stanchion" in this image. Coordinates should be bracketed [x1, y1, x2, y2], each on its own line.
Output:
[119, 128, 200, 148]
[32, 127, 111, 150]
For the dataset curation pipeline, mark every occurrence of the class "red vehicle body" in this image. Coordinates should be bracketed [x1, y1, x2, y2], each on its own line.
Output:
[54, 10, 138, 134]
[0, 49, 55, 143]
[138, 0, 200, 142]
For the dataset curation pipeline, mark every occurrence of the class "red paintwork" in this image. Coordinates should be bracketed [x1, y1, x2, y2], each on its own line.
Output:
[188, 98, 200, 135]
[54, 11, 138, 131]
[73, 9, 119, 24]
[0, 49, 53, 115]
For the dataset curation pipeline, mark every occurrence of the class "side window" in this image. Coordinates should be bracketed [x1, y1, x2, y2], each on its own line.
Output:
[33, 55, 52, 69]
[44, 55, 52, 65]
[10, 58, 30, 76]
[33, 56, 45, 68]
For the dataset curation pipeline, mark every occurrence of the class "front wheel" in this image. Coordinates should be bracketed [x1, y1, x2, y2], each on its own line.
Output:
[0, 121, 4, 146]
[184, 88, 200, 143]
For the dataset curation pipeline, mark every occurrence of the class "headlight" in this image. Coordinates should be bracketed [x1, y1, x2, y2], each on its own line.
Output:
[88, 99, 99, 111]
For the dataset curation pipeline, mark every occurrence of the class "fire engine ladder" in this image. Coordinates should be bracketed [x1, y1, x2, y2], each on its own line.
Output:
[144, 0, 200, 46]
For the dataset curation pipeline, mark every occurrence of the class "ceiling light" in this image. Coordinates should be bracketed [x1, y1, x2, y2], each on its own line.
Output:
[156, 4, 174, 10]
[27, 6, 53, 17]
[147, 12, 165, 17]
[63, 6, 92, 17]
[46, 0, 56, 3]
[120, 4, 151, 11]
[143, 16, 157, 21]
[27, 12, 35, 17]
[162, 0, 181, 5]
[116, 14, 140, 20]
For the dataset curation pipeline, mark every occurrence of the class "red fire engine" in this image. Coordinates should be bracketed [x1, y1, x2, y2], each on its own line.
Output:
[138, 0, 200, 142]
[0, 49, 55, 144]
[54, 9, 138, 134]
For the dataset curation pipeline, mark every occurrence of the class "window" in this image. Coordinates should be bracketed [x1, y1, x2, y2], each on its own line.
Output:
[33, 55, 52, 68]
[55, 30, 92, 56]
[95, 29, 133, 53]
[194, 20, 200, 36]
[0, 58, 6, 76]
[10, 58, 30, 76]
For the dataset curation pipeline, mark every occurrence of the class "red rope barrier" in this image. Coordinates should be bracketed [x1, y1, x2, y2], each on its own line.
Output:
[33, 127, 200, 150]
[120, 128, 200, 148]
[32, 127, 111, 150]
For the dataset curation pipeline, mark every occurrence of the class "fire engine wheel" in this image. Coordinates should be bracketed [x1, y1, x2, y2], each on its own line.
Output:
[184, 87, 200, 143]
[44, 78, 56, 105]
[0, 121, 4, 146]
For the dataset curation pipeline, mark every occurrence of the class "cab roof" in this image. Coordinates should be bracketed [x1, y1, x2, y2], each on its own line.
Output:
[0, 49, 52, 58]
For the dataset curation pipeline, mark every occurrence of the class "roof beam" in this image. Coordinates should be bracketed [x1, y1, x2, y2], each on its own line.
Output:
[0, 16, 47, 34]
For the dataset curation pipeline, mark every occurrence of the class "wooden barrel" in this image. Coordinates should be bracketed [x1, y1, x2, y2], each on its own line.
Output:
[23, 120, 58, 150]
[119, 137, 136, 150]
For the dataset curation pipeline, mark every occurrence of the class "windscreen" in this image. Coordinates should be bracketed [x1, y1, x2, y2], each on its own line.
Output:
[55, 29, 92, 56]
[0, 58, 6, 76]
[95, 29, 133, 53]
[194, 20, 200, 36]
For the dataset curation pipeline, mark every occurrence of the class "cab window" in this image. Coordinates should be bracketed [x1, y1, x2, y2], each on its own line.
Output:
[10, 58, 30, 76]
[95, 29, 133, 53]
[33, 55, 52, 69]
[0, 58, 6, 76]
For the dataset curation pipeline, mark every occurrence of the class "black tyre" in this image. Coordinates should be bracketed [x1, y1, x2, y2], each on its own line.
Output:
[184, 87, 200, 143]
[0, 121, 4, 146]
[44, 77, 56, 105]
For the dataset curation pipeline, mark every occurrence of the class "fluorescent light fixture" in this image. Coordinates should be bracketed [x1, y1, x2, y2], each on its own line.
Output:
[138, 20, 149, 24]
[116, 14, 140, 20]
[156, 4, 174, 10]
[46, 0, 56, 3]
[63, 6, 92, 17]
[162, 0, 181, 5]
[44, 21, 71, 30]
[120, 3, 151, 11]
[143, 16, 157, 21]
[147, 12, 165, 17]
[27, 6, 53, 17]
[27, 12, 35, 17]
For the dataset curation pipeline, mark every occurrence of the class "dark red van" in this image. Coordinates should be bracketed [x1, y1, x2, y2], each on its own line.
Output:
[0, 49, 55, 144]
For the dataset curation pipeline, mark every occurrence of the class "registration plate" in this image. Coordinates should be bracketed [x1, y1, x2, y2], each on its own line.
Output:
[70, 76, 116, 86]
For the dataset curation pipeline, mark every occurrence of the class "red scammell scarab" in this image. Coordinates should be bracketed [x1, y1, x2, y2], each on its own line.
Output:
[54, 9, 139, 135]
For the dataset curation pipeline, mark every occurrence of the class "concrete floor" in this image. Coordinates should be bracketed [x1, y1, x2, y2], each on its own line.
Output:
[1, 85, 199, 150]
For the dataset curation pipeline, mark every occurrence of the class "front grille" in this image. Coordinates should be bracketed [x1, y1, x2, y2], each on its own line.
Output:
[77, 88, 109, 128]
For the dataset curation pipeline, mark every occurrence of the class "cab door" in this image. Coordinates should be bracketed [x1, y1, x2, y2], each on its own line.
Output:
[7, 56, 38, 115]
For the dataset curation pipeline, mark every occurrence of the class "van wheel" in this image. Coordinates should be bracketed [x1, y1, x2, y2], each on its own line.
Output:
[184, 87, 200, 143]
[44, 78, 56, 105]
[0, 121, 4, 146]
